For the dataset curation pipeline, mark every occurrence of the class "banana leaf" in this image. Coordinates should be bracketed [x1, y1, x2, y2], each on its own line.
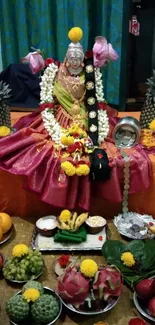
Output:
[102, 239, 155, 289]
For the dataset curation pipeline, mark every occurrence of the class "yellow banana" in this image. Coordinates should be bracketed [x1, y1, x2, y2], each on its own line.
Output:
[74, 212, 88, 230]
[69, 212, 78, 230]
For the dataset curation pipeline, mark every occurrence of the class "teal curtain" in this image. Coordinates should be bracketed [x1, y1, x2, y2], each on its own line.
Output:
[0, 0, 128, 107]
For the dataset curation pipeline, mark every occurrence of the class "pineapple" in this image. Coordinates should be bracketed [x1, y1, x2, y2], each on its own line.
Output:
[0, 81, 11, 128]
[140, 70, 155, 129]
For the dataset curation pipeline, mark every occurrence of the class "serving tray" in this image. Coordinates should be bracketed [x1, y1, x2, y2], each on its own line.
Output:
[31, 227, 107, 252]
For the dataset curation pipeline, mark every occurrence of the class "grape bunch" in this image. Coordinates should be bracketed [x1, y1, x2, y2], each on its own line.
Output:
[3, 249, 44, 281]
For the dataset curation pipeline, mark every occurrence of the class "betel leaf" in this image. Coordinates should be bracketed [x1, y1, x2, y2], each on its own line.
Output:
[126, 240, 145, 257]
[102, 240, 125, 262]
[141, 239, 155, 270]
[102, 239, 155, 288]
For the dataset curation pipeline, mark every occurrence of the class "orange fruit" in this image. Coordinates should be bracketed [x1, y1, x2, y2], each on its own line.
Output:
[0, 213, 12, 233]
[0, 226, 3, 241]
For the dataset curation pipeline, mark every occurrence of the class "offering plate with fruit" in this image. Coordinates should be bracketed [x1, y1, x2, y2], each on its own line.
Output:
[2, 244, 44, 283]
[6, 280, 62, 325]
[32, 210, 107, 251]
[114, 212, 155, 239]
[57, 258, 122, 315]
[133, 277, 155, 322]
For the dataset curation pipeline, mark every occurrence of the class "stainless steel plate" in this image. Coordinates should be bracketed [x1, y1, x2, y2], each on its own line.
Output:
[133, 291, 155, 322]
[61, 295, 120, 315]
[0, 225, 15, 245]
[9, 287, 62, 325]
[31, 227, 108, 252]
[113, 213, 154, 240]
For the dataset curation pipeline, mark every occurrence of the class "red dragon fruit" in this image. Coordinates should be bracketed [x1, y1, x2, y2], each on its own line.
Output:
[57, 265, 90, 306]
[93, 265, 122, 301]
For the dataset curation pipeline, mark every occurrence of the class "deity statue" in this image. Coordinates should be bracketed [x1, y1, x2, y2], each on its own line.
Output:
[0, 27, 151, 211]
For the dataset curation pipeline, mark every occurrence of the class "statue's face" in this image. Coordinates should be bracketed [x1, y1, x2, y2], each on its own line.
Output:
[66, 50, 84, 76]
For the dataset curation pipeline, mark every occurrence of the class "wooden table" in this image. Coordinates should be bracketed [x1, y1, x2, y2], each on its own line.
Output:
[0, 216, 148, 325]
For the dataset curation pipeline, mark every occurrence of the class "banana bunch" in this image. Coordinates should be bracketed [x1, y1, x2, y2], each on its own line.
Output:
[58, 212, 88, 231]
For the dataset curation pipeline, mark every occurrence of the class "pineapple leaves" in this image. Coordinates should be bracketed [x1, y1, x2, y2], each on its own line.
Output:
[0, 81, 11, 102]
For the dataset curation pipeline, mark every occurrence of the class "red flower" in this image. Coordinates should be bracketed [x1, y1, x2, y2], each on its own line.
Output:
[85, 50, 93, 59]
[98, 235, 103, 241]
[74, 142, 82, 150]
[98, 102, 107, 110]
[128, 318, 146, 325]
[73, 132, 79, 138]
[45, 58, 55, 66]
[58, 255, 70, 268]
[67, 144, 76, 153]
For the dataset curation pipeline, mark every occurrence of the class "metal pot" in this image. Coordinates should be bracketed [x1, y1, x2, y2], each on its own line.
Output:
[112, 116, 141, 148]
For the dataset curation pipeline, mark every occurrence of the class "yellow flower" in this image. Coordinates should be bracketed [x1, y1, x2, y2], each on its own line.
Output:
[61, 161, 76, 176]
[59, 209, 71, 222]
[61, 135, 68, 146]
[0, 126, 11, 137]
[23, 288, 40, 302]
[121, 252, 135, 267]
[76, 164, 90, 176]
[61, 135, 74, 146]
[149, 120, 155, 131]
[67, 136, 74, 145]
[68, 27, 83, 43]
[12, 244, 29, 257]
[80, 259, 98, 277]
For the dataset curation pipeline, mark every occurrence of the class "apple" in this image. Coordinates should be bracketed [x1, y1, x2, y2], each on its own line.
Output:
[135, 279, 154, 300]
[148, 297, 155, 317]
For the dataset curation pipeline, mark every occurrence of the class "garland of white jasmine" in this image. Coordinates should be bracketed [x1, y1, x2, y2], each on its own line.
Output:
[40, 63, 109, 146]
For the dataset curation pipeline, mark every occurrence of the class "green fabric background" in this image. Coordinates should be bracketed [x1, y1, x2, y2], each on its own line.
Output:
[0, 0, 129, 107]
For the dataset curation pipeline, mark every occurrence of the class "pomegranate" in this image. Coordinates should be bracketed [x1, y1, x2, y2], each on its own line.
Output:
[148, 297, 155, 317]
[151, 278, 155, 295]
[135, 279, 153, 300]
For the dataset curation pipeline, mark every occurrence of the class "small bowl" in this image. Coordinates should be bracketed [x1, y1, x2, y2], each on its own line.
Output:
[85, 216, 107, 234]
[9, 287, 62, 325]
[36, 216, 57, 237]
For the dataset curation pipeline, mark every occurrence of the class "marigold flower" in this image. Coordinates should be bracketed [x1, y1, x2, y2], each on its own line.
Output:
[149, 119, 155, 131]
[0, 126, 11, 137]
[59, 210, 71, 222]
[23, 288, 40, 302]
[121, 252, 135, 267]
[12, 244, 29, 257]
[76, 164, 90, 176]
[80, 259, 98, 277]
[61, 161, 76, 176]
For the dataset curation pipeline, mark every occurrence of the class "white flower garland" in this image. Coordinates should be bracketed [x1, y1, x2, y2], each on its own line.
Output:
[40, 62, 109, 145]
[95, 68, 105, 102]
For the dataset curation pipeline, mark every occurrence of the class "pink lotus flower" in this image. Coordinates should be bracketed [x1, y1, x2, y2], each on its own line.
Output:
[57, 265, 90, 307]
[93, 36, 118, 68]
[93, 265, 122, 301]
[21, 51, 45, 74]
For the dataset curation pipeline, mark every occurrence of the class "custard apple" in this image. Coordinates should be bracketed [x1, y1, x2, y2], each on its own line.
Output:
[22, 280, 44, 295]
[6, 294, 29, 322]
[31, 294, 60, 324]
